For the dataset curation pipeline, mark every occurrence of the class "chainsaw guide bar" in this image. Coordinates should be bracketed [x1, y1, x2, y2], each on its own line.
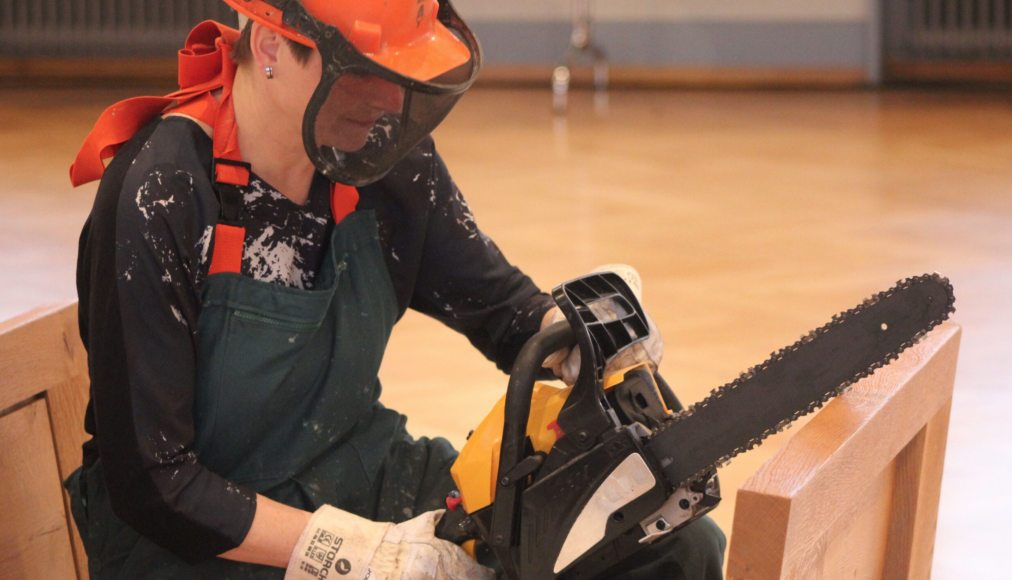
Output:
[646, 273, 956, 491]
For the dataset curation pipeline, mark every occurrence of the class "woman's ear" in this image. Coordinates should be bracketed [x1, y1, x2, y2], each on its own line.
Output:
[249, 22, 283, 70]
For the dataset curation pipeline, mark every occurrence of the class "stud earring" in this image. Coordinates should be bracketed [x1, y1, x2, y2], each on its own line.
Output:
[265, 66, 274, 80]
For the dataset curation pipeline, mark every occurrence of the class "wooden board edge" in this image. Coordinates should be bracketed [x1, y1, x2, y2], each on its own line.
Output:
[1, 57, 867, 90]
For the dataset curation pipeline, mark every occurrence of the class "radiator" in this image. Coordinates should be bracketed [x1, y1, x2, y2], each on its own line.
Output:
[887, 0, 1012, 59]
[0, 0, 236, 57]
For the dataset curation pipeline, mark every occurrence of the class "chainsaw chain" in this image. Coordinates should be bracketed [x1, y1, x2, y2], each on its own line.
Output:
[655, 273, 956, 488]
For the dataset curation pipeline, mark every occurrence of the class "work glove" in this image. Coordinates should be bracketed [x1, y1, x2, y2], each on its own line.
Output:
[286, 506, 493, 580]
[542, 264, 663, 386]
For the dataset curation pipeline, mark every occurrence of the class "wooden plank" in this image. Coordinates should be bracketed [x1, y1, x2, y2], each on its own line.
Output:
[46, 372, 91, 579]
[727, 324, 960, 578]
[0, 57, 177, 85]
[0, 57, 866, 90]
[816, 463, 895, 579]
[907, 402, 952, 579]
[728, 491, 790, 578]
[1, 303, 91, 577]
[0, 398, 79, 579]
[883, 401, 953, 580]
[883, 423, 930, 578]
[0, 303, 87, 413]
[477, 65, 866, 89]
[885, 60, 1012, 83]
[0, 305, 57, 334]
[779, 325, 959, 573]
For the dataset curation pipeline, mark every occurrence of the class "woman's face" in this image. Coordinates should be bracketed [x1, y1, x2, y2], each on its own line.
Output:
[279, 45, 405, 153]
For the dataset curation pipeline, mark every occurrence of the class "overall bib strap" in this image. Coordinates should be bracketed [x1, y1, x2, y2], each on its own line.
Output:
[205, 49, 249, 276]
[205, 178, 361, 275]
[205, 159, 248, 276]
[331, 183, 360, 223]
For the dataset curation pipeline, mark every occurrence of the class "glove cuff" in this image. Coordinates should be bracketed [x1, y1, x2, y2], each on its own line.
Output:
[286, 505, 390, 580]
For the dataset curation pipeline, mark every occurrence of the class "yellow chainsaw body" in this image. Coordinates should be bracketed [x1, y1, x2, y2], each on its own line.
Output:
[449, 363, 660, 514]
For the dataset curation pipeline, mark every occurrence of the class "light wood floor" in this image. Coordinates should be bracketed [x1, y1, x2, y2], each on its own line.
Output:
[2, 85, 1010, 578]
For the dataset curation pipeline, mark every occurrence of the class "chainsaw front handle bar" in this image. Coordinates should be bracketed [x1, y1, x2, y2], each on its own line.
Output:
[500, 320, 575, 488]
[489, 320, 575, 554]
[490, 272, 666, 570]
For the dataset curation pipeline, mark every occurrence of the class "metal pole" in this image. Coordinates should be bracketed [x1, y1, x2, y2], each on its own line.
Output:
[552, 0, 609, 115]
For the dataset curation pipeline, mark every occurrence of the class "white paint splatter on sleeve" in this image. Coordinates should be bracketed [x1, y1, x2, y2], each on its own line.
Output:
[169, 305, 189, 329]
[135, 182, 153, 221]
[196, 225, 214, 267]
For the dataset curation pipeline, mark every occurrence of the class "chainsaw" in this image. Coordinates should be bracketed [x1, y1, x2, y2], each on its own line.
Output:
[435, 271, 954, 579]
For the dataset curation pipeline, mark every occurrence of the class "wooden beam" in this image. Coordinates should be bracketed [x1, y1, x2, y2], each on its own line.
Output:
[0, 57, 177, 87]
[886, 60, 1012, 84]
[0, 57, 867, 90]
[0, 303, 90, 577]
[727, 324, 961, 579]
[477, 66, 867, 90]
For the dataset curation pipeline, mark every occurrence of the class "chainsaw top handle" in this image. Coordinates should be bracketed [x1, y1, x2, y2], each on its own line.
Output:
[550, 272, 653, 444]
[553, 272, 652, 388]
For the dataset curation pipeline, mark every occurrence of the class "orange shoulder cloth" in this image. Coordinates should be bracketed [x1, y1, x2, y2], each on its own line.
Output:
[69, 21, 240, 187]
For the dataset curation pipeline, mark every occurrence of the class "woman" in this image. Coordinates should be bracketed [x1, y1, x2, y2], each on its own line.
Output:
[67, 1, 724, 578]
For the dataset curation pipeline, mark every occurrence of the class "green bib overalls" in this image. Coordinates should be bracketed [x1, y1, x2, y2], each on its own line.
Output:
[67, 210, 460, 579]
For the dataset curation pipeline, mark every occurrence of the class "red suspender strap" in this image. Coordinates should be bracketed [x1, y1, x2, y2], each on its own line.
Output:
[206, 161, 249, 276]
[208, 167, 361, 275]
[331, 183, 360, 224]
[209, 179, 361, 275]
[207, 225, 246, 276]
[214, 158, 250, 187]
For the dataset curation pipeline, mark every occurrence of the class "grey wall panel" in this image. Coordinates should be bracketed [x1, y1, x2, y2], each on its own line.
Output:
[472, 20, 868, 68]
[0, 0, 868, 71]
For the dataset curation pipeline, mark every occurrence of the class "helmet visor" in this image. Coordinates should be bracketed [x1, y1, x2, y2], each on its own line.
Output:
[293, 2, 481, 185]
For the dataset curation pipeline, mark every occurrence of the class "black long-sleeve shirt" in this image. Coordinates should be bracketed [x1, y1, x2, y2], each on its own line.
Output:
[76, 116, 554, 562]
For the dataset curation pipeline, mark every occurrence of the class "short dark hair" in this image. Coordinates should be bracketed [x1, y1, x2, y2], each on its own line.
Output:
[231, 20, 313, 66]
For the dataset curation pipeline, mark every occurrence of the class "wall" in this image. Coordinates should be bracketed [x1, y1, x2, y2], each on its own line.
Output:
[0, 0, 880, 79]
[454, 0, 876, 75]
[456, 0, 869, 21]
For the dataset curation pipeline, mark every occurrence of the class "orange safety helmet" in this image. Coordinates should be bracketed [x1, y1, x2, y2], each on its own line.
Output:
[223, 0, 482, 185]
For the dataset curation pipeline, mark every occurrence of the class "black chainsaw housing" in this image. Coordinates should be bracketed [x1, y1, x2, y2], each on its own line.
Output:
[475, 273, 717, 579]
[447, 272, 955, 580]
